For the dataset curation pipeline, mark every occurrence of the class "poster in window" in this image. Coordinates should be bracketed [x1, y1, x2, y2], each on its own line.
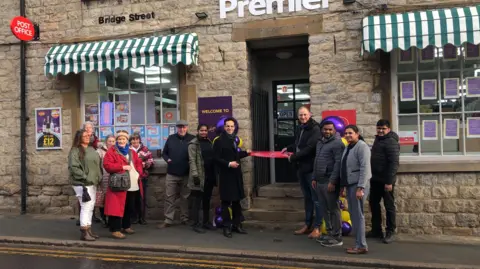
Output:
[421, 80, 437, 100]
[131, 126, 146, 138]
[146, 125, 162, 150]
[467, 117, 480, 138]
[85, 114, 99, 126]
[115, 101, 130, 126]
[99, 126, 114, 142]
[35, 107, 62, 150]
[161, 124, 176, 148]
[443, 119, 459, 139]
[420, 46, 435, 62]
[466, 77, 480, 97]
[422, 120, 438, 140]
[443, 78, 459, 99]
[398, 131, 418, 146]
[465, 43, 480, 59]
[100, 102, 114, 126]
[400, 81, 416, 101]
[399, 48, 414, 64]
[442, 44, 458, 61]
[85, 103, 99, 114]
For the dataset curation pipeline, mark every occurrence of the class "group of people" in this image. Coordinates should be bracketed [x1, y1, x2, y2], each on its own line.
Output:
[283, 106, 399, 255]
[158, 119, 250, 238]
[68, 122, 153, 241]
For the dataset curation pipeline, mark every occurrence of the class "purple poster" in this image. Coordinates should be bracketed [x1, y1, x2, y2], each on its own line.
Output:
[467, 77, 480, 97]
[399, 48, 413, 63]
[466, 43, 480, 59]
[422, 120, 438, 140]
[422, 80, 437, 100]
[198, 96, 233, 141]
[443, 44, 457, 60]
[467, 117, 480, 138]
[400, 81, 415, 101]
[444, 119, 459, 139]
[444, 78, 459, 98]
[35, 107, 62, 150]
[421, 46, 435, 62]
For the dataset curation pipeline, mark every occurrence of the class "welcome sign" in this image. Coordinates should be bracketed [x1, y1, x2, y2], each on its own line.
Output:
[220, 0, 329, 18]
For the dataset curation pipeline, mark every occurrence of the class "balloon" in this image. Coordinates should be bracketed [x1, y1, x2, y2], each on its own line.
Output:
[321, 116, 346, 136]
[238, 137, 243, 148]
[342, 221, 352, 236]
[215, 206, 222, 216]
[338, 200, 345, 210]
[341, 137, 348, 146]
[341, 210, 351, 222]
[237, 148, 241, 152]
[320, 220, 327, 235]
[228, 207, 233, 219]
[215, 116, 239, 135]
[215, 216, 223, 227]
[235, 136, 240, 144]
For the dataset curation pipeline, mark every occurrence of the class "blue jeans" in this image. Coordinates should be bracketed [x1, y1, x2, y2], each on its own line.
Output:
[346, 184, 369, 249]
[298, 172, 322, 228]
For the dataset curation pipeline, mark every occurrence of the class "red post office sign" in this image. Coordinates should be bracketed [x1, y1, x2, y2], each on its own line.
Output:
[10, 16, 35, 41]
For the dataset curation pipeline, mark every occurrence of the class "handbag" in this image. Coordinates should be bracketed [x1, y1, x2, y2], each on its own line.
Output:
[108, 149, 132, 192]
[81, 186, 91, 202]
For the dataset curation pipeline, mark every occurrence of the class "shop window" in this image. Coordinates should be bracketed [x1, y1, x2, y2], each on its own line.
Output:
[82, 65, 179, 156]
[394, 44, 480, 157]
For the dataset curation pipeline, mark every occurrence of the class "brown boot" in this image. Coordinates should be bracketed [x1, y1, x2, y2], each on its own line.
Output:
[111, 231, 126, 239]
[87, 226, 100, 239]
[80, 227, 96, 241]
[294, 225, 312, 235]
[122, 228, 135, 234]
[308, 228, 321, 239]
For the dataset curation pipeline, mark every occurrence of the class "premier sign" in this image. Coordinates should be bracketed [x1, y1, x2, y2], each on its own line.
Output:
[219, 0, 328, 19]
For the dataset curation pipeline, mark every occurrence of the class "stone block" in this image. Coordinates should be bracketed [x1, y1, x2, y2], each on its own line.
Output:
[396, 213, 409, 227]
[456, 213, 478, 228]
[37, 195, 52, 207]
[0, 183, 21, 196]
[45, 207, 63, 215]
[418, 173, 438, 185]
[433, 214, 456, 227]
[432, 186, 458, 198]
[423, 200, 441, 213]
[51, 195, 69, 207]
[61, 206, 74, 215]
[454, 173, 477, 186]
[42, 186, 62, 196]
[405, 199, 424, 213]
[409, 214, 433, 228]
[458, 186, 480, 199]
[443, 227, 473, 236]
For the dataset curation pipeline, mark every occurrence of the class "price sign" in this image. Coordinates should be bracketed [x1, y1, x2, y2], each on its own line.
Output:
[35, 108, 62, 150]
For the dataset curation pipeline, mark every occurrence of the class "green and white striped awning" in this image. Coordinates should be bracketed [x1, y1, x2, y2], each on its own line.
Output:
[44, 33, 199, 76]
[362, 5, 480, 54]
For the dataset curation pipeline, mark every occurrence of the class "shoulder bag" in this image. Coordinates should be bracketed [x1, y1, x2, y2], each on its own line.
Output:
[108, 149, 132, 192]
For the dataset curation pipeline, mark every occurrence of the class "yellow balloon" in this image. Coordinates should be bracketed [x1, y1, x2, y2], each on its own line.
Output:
[341, 210, 351, 222]
[341, 137, 348, 146]
[238, 138, 243, 148]
[228, 207, 233, 219]
[320, 220, 327, 235]
[347, 220, 352, 226]
[213, 136, 220, 144]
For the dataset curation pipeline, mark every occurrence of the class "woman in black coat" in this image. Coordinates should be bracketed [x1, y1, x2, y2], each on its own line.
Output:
[213, 117, 250, 238]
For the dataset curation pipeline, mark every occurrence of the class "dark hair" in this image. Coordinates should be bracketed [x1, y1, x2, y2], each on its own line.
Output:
[321, 120, 335, 127]
[344, 124, 365, 141]
[224, 117, 236, 125]
[129, 131, 142, 143]
[197, 124, 209, 131]
[376, 119, 391, 128]
[72, 129, 87, 160]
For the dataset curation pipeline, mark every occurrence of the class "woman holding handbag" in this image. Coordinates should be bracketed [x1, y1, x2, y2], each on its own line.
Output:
[103, 130, 144, 239]
[68, 129, 102, 241]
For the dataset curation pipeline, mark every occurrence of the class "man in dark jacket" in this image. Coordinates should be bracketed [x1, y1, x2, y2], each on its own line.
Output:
[159, 120, 195, 228]
[368, 119, 400, 244]
[282, 106, 321, 238]
[312, 121, 345, 247]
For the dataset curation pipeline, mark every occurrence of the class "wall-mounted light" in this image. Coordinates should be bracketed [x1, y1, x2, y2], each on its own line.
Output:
[195, 12, 208, 19]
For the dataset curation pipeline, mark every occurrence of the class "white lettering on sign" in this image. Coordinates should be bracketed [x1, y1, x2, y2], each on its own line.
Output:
[219, 0, 328, 19]
[14, 20, 33, 37]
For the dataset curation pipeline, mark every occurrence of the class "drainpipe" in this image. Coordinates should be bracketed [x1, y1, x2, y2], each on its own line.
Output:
[20, 0, 27, 214]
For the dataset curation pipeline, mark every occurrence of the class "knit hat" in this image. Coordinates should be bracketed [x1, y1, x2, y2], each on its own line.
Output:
[115, 130, 130, 140]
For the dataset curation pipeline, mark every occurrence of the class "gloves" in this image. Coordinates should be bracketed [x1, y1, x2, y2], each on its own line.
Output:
[193, 176, 200, 186]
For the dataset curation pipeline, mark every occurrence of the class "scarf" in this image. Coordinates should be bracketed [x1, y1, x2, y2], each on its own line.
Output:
[224, 132, 237, 149]
[116, 142, 130, 156]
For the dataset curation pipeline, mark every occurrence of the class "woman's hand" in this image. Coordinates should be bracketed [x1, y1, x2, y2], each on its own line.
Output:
[356, 188, 364, 200]
[122, 165, 131, 171]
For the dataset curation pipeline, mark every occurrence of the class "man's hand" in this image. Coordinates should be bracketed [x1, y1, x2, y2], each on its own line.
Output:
[246, 149, 251, 154]
[385, 184, 393, 192]
[281, 147, 288, 154]
[193, 176, 200, 186]
[327, 182, 335, 192]
[311, 180, 317, 189]
[167, 159, 172, 163]
[356, 188, 364, 200]
[229, 161, 240, 168]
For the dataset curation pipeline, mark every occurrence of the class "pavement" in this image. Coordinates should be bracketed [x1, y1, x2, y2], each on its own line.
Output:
[0, 214, 479, 269]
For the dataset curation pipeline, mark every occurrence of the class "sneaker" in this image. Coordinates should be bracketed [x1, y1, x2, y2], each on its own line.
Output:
[320, 237, 343, 247]
[383, 231, 395, 244]
[315, 235, 329, 243]
[366, 230, 384, 239]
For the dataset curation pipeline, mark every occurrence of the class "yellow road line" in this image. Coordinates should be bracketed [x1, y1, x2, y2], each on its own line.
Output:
[0, 247, 311, 269]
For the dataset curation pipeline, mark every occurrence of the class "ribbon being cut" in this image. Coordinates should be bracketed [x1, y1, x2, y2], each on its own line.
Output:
[249, 151, 292, 158]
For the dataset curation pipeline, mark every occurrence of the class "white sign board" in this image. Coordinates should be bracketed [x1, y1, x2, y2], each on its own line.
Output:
[220, 0, 329, 19]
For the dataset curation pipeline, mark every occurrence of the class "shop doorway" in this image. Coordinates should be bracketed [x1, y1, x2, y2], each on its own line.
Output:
[248, 36, 310, 184]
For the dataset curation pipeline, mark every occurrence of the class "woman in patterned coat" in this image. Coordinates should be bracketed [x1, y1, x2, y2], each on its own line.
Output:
[95, 135, 116, 227]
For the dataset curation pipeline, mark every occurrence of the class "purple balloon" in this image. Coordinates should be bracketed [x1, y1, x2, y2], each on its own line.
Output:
[215, 206, 222, 215]
[321, 116, 346, 136]
[237, 147, 241, 152]
[342, 221, 352, 236]
[216, 116, 239, 135]
[215, 216, 223, 227]
[339, 200, 345, 210]
[235, 136, 240, 144]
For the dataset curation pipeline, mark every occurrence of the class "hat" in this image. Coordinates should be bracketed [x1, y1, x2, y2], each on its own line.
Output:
[115, 130, 130, 140]
[176, 120, 188, 126]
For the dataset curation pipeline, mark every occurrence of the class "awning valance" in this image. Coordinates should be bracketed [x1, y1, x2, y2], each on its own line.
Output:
[44, 33, 199, 76]
[362, 5, 480, 54]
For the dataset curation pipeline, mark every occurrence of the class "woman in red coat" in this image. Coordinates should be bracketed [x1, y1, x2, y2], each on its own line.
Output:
[103, 130, 144, 239]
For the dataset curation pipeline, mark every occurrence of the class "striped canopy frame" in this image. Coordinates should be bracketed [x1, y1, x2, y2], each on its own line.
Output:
[44, 33, 199, 76]
[362, 5, 480, 54]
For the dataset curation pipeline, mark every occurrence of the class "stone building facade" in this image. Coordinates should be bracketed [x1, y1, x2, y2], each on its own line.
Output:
[0, 0, 479, 236]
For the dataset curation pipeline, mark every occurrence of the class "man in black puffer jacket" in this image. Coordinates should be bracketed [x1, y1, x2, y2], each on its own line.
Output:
[368, 119, 400, 244]
[282, 106, 321, 238]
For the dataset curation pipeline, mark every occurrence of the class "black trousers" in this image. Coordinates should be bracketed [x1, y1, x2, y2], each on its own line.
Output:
[202, 179, 215, 224]
[132, 178, 148, 220]
[221, 200, 243, 226]
[369, 180, 396, 233]
[110, 191, 139, 232]
[189, 190, 203, 224]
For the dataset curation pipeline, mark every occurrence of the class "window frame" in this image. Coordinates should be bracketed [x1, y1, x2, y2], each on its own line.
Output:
[391, 47, 480, 161]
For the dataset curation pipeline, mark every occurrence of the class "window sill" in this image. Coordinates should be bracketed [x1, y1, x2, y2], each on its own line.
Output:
[399, 156, 480, 173]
